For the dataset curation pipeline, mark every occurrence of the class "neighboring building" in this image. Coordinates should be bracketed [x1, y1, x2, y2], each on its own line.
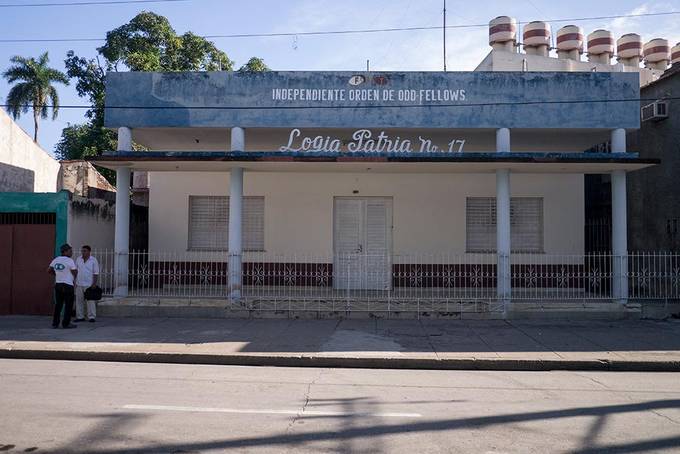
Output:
[628, 65, 680, 251]
[0, 112, 120, 315]
[59, 160, 116, 198]
[0, 108, 61, 192]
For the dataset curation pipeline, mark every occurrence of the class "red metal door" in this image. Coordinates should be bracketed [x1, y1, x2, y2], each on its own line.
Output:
[0, 225, 12, 315]
[9, 224, 56, 315]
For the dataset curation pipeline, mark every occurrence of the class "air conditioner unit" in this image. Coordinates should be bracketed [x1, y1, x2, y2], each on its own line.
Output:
[641, 100, 668, 122]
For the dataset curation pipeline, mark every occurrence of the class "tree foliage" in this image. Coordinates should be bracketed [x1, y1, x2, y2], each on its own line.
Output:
[238, 57, 270, 73]
[58, 11, 268, 164]
[2, 52, 68, 143]
[98, 12, 233, 72]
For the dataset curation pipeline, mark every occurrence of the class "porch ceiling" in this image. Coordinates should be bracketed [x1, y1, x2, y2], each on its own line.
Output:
[89, 151, 657, 174]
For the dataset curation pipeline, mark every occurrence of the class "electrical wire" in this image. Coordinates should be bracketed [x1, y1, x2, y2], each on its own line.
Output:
[0, 10, 678, 43]
[0, 96, 676, 111]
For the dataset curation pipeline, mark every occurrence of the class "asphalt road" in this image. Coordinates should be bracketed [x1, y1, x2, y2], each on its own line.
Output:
[1, 359, 680, 453]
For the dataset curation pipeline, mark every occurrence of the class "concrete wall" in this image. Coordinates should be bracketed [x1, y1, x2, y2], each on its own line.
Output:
[476, 49, 662, 87]
[59, 160, 116, 196]
[628, 68, 680, 251]
[105, 71, 640, 130]
[148, 171, 584, 258]
[0, 109, 60, 192]
[67, 196, 116, 251]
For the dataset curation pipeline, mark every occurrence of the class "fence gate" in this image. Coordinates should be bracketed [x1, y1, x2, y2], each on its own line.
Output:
[0, 213, 56, 315]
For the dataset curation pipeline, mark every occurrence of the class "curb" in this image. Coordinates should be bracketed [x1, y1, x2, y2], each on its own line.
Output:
[2, 348, 680, 372]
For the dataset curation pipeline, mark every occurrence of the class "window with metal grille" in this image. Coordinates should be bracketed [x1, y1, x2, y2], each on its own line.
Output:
[188, 196, 264, 251]
[466, 197, 543, 253]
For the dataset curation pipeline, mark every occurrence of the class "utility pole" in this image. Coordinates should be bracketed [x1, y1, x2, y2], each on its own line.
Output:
[443, 0, 447, 71]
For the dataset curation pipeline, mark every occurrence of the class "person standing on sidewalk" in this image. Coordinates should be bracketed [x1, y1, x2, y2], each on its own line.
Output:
[48, 243, 78, 329]
[74, 245, 100, 323]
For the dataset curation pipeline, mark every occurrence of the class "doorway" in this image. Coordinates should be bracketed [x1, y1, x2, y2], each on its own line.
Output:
[0, 213, 56, 315]
[333, 197, 392, 290]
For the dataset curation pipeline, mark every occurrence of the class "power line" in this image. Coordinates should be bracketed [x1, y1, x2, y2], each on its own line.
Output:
[0, 10, 678, 43]
[1, 96, 676, 111]
[0, 0, 189, 7]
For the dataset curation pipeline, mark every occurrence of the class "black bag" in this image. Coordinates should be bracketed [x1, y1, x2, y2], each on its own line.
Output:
[84, 286, 103, 301]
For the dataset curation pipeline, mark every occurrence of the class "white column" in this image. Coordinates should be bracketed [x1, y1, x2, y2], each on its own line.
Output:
[229, 167, 243, 299]
[496, 128, 511, 305]
[231, 126, 245, 152]
[611, 128, 628, 302]
[228, 127, 245, 299]
[114, 127, 132, 297]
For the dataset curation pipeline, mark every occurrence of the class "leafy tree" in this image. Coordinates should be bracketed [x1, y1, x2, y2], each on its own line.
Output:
[58, 11, 271, 166]
[97, 12, 233, 71]
[2, 52, 68, 143]
[59, 11, 268, 168]
[238, 57, 270, 73]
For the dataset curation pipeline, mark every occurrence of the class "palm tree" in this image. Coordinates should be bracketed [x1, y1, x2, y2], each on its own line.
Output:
[3, 52, 69, 143]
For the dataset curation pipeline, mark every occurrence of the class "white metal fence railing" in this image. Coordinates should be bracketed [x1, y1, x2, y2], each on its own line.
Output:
[93, 250, 680, 309]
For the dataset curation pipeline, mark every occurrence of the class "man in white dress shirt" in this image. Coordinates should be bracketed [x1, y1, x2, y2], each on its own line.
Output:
[74, 245, 100, 322]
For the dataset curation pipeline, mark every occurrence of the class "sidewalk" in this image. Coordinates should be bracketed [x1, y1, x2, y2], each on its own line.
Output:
[2, 316, 680, 371]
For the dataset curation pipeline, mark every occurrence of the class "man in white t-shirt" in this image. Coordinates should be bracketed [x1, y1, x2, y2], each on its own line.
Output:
[48, 243, 78, 329]
[74, 245, 100, 322]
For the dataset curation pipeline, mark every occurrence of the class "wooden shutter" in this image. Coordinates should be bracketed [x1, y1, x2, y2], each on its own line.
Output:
[188, 196, 228, 250]
[334, 198, 362, 254]
[243, 197, 265, 251]
[510, 197, 543, 252]
[188, 196, 264, 251]
[364, 199, 390, 254]
[466, 197, 496, 252]
[466, 197, 543, 253]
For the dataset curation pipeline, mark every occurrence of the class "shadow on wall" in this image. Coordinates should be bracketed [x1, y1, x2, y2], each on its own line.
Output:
[0, 163, 35, 192]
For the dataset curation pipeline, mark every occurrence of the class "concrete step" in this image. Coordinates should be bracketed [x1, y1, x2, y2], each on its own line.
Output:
[98, 298, 502, 320]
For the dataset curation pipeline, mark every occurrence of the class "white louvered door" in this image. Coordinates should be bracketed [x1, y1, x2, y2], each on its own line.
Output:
[334, 197, 392, 290]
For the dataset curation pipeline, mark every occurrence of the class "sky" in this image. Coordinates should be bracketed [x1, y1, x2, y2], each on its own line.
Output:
[1, 0, 679, 154]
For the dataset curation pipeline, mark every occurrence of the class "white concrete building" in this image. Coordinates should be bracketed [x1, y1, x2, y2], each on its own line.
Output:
[91, 17, 680, 313]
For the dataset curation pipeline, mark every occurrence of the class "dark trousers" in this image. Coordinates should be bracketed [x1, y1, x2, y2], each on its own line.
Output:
[53, 283, 74, 327]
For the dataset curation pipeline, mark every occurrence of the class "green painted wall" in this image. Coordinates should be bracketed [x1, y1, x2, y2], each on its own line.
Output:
[0, 191, 69, 256]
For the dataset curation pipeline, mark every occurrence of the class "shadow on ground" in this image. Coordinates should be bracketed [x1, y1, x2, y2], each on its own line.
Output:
[2, 316, 680, 358]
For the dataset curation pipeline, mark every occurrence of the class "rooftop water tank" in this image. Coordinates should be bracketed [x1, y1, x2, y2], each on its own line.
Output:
[587, 29, 614, 64]
[672, 42, 680, 66]
[523, 21, 551, 57]
[489, 16, 517, 52]
[617, 33, 643, 67]
[643, 38, 670, 70]
[556, 25, 584, 61]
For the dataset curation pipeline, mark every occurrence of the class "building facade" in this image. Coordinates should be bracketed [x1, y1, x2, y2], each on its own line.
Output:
[92, 68, 660, 310]
[628, 67, 680, 251]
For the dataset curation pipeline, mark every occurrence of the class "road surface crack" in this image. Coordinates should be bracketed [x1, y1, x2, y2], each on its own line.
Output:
[651, 409, 680, 425]
[286, 369, 324, 433]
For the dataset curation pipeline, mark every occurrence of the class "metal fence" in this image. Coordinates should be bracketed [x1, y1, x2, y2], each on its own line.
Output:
[94, 250, 680, 309]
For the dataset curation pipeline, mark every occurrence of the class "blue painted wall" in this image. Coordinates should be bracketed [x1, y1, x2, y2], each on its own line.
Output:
[105, 71, 640, 129]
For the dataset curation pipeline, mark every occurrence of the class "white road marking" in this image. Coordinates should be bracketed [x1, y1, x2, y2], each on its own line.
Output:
[123, 404, 422, 418]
